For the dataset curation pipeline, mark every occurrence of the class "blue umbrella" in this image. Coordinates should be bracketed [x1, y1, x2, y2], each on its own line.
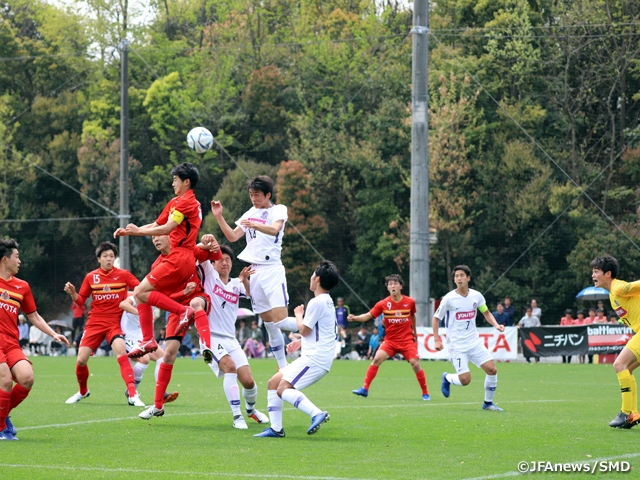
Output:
[575, 286, 610, 301]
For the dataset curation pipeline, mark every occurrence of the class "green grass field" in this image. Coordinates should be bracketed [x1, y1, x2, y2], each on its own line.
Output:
[1, 356, 638, 479]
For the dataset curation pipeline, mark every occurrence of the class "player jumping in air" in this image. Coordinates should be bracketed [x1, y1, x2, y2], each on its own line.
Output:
[433, 265, 505, 411]
[254, 260, 339, 438]
[0, 238, 69, 440]
[211, 176, 292, 370]
[114, 162, 206, 360]
[591, 255, 640, 429]
[350, 274, 430, 400]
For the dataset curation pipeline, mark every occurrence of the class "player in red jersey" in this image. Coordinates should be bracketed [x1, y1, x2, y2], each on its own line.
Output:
[139, 234, 221, 420]
[0, 238, 69, 440]
[348, 274, 430, 400]
[114, 162, 203, 359]
[63, 242, 143, 406]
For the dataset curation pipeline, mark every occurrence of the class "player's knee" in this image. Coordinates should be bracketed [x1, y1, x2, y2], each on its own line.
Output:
[276, 383, 289, 397]
[460, 376, 471, 386]
[76, 359, 88, 367]
[19, 374, 34, 389]
[0, 377, 11, 392]
[267, 377, 280, 391]
[485, 367, 497, 376]
[190, 297, 205, 311]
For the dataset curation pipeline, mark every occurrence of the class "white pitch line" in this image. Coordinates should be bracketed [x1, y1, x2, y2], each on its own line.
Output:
[461, 452, 640, 480]
[17, 399, 567, 431]
[0, 464, 371, 480]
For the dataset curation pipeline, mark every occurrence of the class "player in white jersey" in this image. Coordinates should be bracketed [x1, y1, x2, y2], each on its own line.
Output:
[211, 175, 292, 370]
[119, 296, 179, 406]
[433, 265, 505, 411]
[254, 260, 340, 438]
[195, 243, 269, 429]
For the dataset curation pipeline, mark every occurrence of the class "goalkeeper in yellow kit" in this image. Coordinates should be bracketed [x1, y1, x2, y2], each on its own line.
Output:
[591, 255, 640, 429]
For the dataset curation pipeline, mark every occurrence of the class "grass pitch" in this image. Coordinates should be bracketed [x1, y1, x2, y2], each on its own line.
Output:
[1, 356, 637, 479]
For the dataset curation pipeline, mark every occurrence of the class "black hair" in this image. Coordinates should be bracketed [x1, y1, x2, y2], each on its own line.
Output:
[590, 255, 619, 279]
[96, 242, 118, 258]
[247, 175, 274, 199]
[171, 162, 200, 189]
[315, 260, 339, 291]
[385, 274, 404, 287]
[452, 265, 472, 278]
[565, 308, 573, 315]
[0, 238, 19, 259]
[219, 244, 234, 261]
[577, 310, 584, 315]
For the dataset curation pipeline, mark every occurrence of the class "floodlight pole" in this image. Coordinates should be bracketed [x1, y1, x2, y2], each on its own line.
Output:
[119, 39, 131, 271]
[410, 0, 430, 326]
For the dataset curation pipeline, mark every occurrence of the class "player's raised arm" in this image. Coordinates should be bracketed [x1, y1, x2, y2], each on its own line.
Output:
[211, 200, 245, 242]
[348, 312, 373, 323]
[239, 266, 255, 298]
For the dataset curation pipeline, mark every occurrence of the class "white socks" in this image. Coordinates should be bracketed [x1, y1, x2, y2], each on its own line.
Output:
[223, 373, 241, 416]
[133, 362, 148, 385]
[267, 390, 283, 431]
[484, 374, 498, 403]
[243, 384, 258, 412]
[445, 373, 463, 386]
[275, 317, 299, 332]
[281, 388, 321, 418]
[264, 321, 288, 369]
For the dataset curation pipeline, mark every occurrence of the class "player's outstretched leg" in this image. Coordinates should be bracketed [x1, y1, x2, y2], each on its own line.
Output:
[263, 321, 288, 369]
[254, 390, 285, 438]
[280, 389, 328, 435]
[481, 373, 503, 411]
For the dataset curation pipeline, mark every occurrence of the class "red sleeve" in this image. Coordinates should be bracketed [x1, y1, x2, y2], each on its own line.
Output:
[76, 275, 92, 305]
[208, 249, 222, 261]
[174, 194, 199, 218]
[369, 299, 384, 319]
[155, 200, 172, 226]
[193, 247, 210, 263]
[21, 285, 37, 315]
[126, 271, 140, 289]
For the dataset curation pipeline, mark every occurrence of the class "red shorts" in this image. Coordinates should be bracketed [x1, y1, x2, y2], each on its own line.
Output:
[379, 339, 419, 361]
[0, 334, 31, 369]
[148, 248, 198, 296]
[165, 292, 210, 339]
[80, 322, 124, 352]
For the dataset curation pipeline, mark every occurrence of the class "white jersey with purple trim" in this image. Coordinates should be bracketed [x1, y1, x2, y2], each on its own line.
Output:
[235, 204, 287, 265]
[198, 261, 247, 338]
[434, 288, 486, 350]
[300, 293, 338, 372]
[120, 310, 142, 347]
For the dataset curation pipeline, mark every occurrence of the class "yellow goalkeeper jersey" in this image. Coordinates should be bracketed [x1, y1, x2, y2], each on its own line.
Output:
[610, 278, 640, 333]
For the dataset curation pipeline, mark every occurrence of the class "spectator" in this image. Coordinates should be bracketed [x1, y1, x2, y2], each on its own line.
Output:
[531, 299, 542, 320]
[503, 297, 515, 326]
[609, 312, 620, 324]
[597, 299, 605, 313]
[492, 303, 511, 327]
[585, 308, 597, 324]
[367, 326, 380, 359]
[560, 309, 575, 364]
[335, 297, 350, 329]
[29, 323, 50, 355]
[575, 310, 586, 324]
[517, 307, 541, 363]
[595, 309, 607, 323]
[354, 326, 371, 358]
[236, 319, 251, 347]
[244, 320, 266, 358]
[178, 333, 195, 358]
[71, 300, 87, 341]
[338, 326, 352, 358]
[18, 314, 29, 349]
[50, 326, 69, 356]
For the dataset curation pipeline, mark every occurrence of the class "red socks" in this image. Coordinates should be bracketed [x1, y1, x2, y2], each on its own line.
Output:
[137, 302, 155, 342]
[148, 291, 186, 316]
[363, 365, 379, 390]
[9, 383, 30, 411]
[154, 362, 173, 409]
[0, 389, 10, 430]
[416, 369, 428, 395]
[76, 364, 89, 395]
[194, 310, 210, 349]
[117, 355, 138, 397]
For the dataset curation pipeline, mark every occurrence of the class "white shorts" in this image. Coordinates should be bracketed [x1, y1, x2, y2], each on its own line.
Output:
[249, 264, 289, 314]
[123, 328, 143, 354]
[200, 335, 249, 378]
[280, 356, 328, 391]
[448, 342, 493, 375]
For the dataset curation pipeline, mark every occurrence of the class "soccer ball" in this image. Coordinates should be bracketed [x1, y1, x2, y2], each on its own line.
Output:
[187, 127, 214, 153]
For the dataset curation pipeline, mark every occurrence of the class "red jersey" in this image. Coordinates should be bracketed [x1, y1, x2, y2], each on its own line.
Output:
[77, 267, 139, 320]
[370, 295, 416, 344]
[0, 276, 36, 339]
[156, 189, 202, 250]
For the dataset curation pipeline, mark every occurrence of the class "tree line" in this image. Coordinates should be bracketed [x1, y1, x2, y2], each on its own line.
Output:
[1, 0, 639, 323]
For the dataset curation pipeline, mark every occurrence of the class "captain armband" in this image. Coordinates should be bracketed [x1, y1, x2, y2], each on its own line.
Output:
[478, 304, 488, 313]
